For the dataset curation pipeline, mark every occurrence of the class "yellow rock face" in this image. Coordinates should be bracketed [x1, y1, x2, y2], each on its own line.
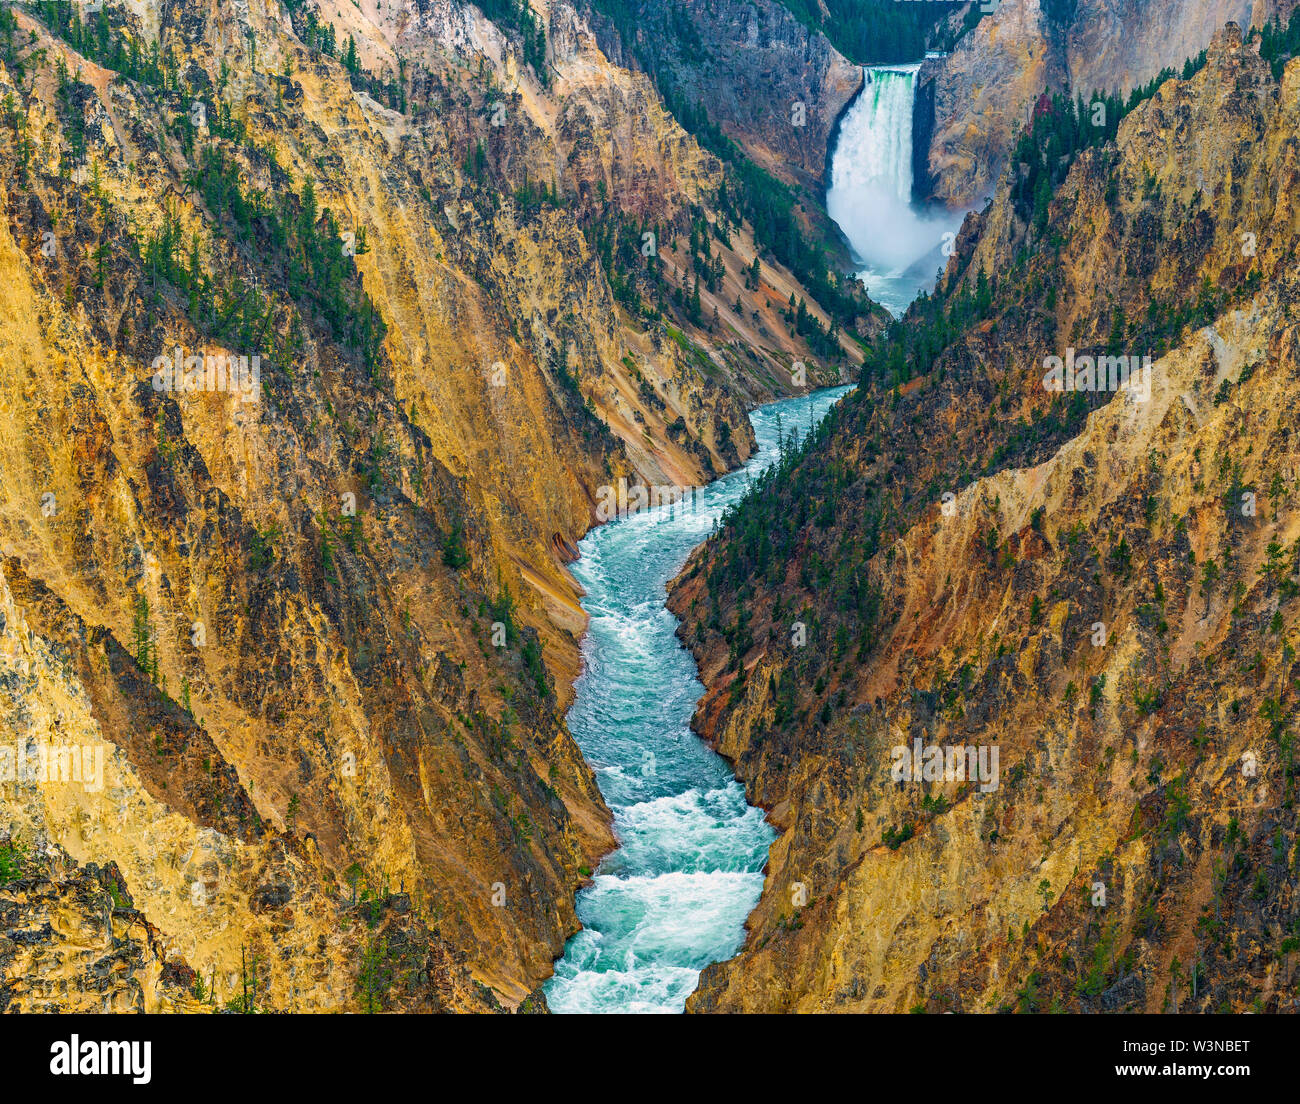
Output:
[925, 0, 1260, 207]
[0, 0, 854, 1010]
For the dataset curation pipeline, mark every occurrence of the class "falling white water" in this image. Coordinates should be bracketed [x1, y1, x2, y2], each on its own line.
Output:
[827, 64, 965, 317]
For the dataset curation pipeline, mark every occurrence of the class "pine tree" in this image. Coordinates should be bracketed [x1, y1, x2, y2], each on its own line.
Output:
[1032, 173, 1052, 233]
[1107, 305, 1127, 354]
[132, 595, 156, 683]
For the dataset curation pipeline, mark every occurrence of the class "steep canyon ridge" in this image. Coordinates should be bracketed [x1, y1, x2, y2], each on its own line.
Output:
[0, 0, 1297, 1022]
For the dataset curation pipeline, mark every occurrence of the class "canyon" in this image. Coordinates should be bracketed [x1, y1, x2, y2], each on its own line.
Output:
[2, 0, 1297, 1021]
[0, 0, 867, 1011]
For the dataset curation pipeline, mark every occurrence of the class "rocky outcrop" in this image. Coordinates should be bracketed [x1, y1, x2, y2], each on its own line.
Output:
[921, 0, 1275, 207]
[922, 0, 1053, 207]
[582, 0, 863, 192]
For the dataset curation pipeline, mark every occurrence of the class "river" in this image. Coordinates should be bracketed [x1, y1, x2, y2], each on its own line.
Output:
[545, 386, 852, 1013]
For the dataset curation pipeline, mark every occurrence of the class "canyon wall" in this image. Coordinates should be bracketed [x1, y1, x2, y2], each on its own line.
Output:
[921, 0, 1280, 207]
[0, 0, 861, 1010]
[582, 0, 863, 192]
[672, 24, 1300, 1013]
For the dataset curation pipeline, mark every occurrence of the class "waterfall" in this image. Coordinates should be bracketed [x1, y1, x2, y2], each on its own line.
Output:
[832, 65, 918, 209]
[827, 64, 964, 317]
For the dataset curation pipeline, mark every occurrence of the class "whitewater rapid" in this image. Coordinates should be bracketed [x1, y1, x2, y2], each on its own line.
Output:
[545, 387, 852, 1014]
[826, 63, 964, 317]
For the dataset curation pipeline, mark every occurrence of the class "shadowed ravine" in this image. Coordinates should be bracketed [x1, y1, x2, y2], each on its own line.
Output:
[545, 387, 853, 1013]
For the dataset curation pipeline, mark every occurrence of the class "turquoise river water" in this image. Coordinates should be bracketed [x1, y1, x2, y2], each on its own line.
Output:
[545, 385, 853, 1013]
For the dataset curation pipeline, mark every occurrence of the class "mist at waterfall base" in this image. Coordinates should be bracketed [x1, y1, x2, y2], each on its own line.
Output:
[545, 387, 852, 1014]
[827, 64, 965, 318]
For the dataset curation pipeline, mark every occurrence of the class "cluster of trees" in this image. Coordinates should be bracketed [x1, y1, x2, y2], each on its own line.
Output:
[1010, 55, 1206, 231]
[687, 281, 998, 678]
[1258, 9, 1300, 78]
[788, 0, 1066, 64]
[784, 293, 842, 360]
[346, 42, 410, 114]
[661, 86, 864, 335]
[286, 1, 339, 58]
[685, 215, 726, 292]
[587, 0, 704, 65]
[132, 595, 160, 684]
[860, 269, 991, 388]
[283, 1, 410, 111]
[582, 204, 775, 340]
[512, 171, 563, 215]
[705, 406, 883, 668]
[462, 139, 489, 183]
[584, 212, 663, 317]
[442, 516, 471, 569]
[142, 145, 385, 375]
[28, 0, 386, 376]
[51, 58, 93, 165]
[0, 7, 18, 73]
[27, 1, 179, 88]
[587, 0, 980, 67]
[484, 585, 550, 699]
[776, 0, 965, 65]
